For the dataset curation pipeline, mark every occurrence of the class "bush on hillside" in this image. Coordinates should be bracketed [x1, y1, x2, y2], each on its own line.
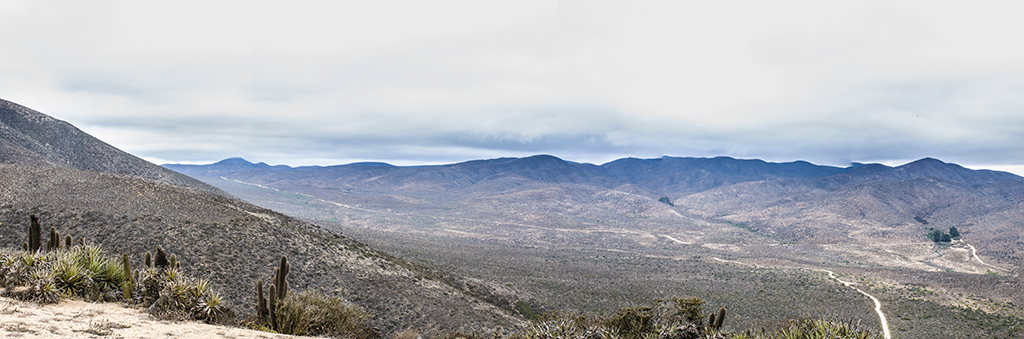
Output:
[271, 289, 378, 339]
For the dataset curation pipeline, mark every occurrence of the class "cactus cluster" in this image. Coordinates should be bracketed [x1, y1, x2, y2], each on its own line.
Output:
[8, 214, 229, 324]
[26, 214, 75, 252]
[256, 255, 289, 331]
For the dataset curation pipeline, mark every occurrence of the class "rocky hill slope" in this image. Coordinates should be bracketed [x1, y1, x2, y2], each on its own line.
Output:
[0, 99, 521, 336]
[0, 99, 223, 196]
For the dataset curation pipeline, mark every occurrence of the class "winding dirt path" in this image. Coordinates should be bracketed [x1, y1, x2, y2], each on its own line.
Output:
[712, 257, 891, 339]
[962, 242, 1005, 272]
[818, 269, 891, 339]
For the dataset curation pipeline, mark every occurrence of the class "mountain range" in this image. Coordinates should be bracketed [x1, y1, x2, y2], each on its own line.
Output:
[165, 154, 1024, 260]
[165, 151, 1024, 336]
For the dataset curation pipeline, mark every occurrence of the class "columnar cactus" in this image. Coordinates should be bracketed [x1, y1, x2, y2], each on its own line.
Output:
[28, 214, 41, 252]
[64, 234, 73, 248]
[154, 246, 169, 269]
[122, 253, 134, 299]
[48, 227, 59, 251]
[712, 307, 726, 330]
[269, 284, 279, 331]
[168, 254, 178, 269]
[145, 252, 152, 268]
[256, 280, 268, 321]
[275, 256, 289, 300]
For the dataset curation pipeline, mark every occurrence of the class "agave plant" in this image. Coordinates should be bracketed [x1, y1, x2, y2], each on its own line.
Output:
[28, 267, 61, 303]
[195, 290, 226, 322]
[51, 251, 90, 295]
[190, 278, 210, 299]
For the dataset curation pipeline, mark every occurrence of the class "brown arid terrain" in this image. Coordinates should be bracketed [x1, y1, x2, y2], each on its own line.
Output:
[0, 296, 315, 339]
[0, 98, 521, 336]
[167, 155, 1024, 338]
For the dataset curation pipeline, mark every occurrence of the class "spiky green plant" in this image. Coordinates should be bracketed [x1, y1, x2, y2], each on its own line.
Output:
[164, 267, 182, 283]
[604, 306, 655, 339]
[97, 256, 128, 290]
[774, 319, 882, 339]
[196, 290, 227, 323]
[27, 267, 60, 303]
[190, 278, 211, 299]
[512, 312, 599, 339]
[51, 251, 89, 295]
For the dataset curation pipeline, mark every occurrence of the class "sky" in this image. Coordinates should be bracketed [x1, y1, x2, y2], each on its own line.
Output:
[3, 1, 1024, 173]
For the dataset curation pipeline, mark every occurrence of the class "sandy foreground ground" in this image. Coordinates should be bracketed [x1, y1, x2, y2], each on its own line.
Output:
[0, 297, 316, 339]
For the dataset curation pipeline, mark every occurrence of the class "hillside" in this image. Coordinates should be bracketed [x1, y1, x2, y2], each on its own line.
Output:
[0, 99, 521, 336]
[0, 99, 223, 196]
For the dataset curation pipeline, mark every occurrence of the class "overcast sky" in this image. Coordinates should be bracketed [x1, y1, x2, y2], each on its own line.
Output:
[3, 1, 1024, 173]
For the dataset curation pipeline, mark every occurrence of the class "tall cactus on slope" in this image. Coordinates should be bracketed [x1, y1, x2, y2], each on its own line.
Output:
[28, 214, 41, 252]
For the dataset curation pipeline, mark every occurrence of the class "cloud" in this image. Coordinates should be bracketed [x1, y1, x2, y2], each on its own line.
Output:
[3, 1, 1024, 172]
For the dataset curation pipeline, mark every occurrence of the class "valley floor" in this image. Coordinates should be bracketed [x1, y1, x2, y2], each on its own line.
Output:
[0, 297, 310, 339]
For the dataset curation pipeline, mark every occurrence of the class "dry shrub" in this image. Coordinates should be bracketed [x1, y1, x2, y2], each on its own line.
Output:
[274, 290, 378, 339]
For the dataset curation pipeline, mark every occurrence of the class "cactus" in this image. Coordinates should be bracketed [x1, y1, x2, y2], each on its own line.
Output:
[28, 214, 41, 252]
[256, 279, 268, 321]
[168, 254, 177, 269]
[48, 227, 59, 251]
[122, 253, 134, 299]
[709, 313, 716, 328]
[122, 281, 133, 300]
[274, 256, 289, 300]
[21, 242, 28, 252]
[122, 254, 133, 283]
[64, 234, 73, 248]
[154, 246, 169, 269]
[269, 284, 279, 331]
[144, 252, 152, 267]
[712, 307, 725, 330]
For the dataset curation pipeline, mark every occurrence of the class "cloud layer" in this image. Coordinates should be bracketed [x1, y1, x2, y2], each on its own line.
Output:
[3, 1, 1024, 171]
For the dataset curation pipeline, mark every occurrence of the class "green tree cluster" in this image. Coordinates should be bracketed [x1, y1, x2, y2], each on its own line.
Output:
[927, 227, 961, 243]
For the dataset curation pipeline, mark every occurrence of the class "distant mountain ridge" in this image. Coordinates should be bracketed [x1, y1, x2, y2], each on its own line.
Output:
[165, 154, 1024, 267]
[165, 154, 1023, 199]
